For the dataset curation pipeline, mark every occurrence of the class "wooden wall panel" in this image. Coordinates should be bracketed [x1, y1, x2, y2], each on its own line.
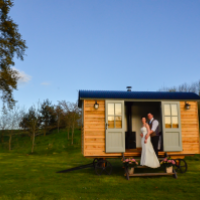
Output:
[81, 126, 84, 154]
[83, 100, 105, 156]
[83, 100, 122, 157]
[81, 100, 85, 155]
[82, 100, 200, 157]
[179, 101, 200, 154]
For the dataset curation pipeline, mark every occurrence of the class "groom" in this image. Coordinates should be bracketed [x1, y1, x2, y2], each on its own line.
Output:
[145, 113, 159, 157]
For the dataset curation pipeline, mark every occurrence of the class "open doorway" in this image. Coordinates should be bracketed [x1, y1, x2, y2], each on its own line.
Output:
[125, 101, 163, 152]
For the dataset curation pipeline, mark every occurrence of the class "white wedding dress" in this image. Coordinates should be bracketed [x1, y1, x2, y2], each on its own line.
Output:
[140, 126, 160, 168]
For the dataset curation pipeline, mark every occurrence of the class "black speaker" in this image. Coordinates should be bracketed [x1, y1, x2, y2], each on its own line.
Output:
[125, 131, 136, 149]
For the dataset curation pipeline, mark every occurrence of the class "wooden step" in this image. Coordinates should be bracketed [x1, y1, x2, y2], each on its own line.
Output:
[125, 173, 174, 177]
[123, 166, 161, 169]
[123, 158, 165, 161]
[135, 166, 149, 168]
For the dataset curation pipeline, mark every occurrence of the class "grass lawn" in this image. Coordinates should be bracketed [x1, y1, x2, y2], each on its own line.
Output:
[0, 130, 200, 200]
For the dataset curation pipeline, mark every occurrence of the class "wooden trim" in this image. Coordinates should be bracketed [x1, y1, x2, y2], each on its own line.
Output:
[83, 100, 85, 156]
[197, 101, 200, 154]
[170, 156, 185, 159]
[84, 153, 195, 159]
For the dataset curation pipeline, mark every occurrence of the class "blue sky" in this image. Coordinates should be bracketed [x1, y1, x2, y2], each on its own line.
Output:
[10, 0, 200, 108]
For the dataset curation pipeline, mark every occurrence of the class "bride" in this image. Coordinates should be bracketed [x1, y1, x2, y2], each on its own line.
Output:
[140, 117, 160, 168]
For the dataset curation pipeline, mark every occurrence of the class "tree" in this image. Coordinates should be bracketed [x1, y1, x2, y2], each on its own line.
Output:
[59, 100, 71, 140]
[159, 80, 200, 95]
[0, 105, 9, 142]
[39, 99, 56, 136]
[0, 0, 27, 108]
[68, 102, 81, 145]
[5, 105, 24, 151]
[19, 106, 41, 153]
[59, 101, 81, 144]
[54, 104, 63, 133]
[159, 80, 200, 121]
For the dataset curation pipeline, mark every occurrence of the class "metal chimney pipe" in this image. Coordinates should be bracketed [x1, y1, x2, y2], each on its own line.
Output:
[126, 86, 132, 92]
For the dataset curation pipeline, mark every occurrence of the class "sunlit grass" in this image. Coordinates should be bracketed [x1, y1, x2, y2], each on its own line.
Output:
[0, 130, 200, 199]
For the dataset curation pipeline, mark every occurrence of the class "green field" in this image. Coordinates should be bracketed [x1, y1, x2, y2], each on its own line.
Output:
[0, 130, 200, 200]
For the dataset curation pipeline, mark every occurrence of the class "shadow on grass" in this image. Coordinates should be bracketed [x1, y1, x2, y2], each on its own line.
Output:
[56, 158, 174, 180]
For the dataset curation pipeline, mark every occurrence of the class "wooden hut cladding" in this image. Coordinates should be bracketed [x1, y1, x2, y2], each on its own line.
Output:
[79, 90, 200, 158]
[82, 100, 106, 156]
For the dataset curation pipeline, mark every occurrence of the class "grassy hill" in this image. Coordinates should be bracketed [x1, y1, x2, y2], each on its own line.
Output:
[0, 129, 81, 154]
[0, 130, 200, 200]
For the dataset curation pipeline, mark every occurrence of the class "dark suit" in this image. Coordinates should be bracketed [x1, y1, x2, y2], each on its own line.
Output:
[149, 119, 159, 157]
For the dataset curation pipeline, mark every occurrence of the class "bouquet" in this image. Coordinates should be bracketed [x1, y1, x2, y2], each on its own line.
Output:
[123, 158, 138, 168]
[160, 157, 176, 168]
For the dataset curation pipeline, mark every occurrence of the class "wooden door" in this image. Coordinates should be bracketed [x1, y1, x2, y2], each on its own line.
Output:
[162, 102, 182, 151]
[105, 100, 125, 153]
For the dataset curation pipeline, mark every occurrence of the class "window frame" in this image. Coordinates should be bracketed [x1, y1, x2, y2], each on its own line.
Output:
[163, 103, 180, 129]
[107, 102, 123, 129]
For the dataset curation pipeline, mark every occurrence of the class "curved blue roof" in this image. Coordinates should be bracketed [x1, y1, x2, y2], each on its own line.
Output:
[78, 90, 200, 107]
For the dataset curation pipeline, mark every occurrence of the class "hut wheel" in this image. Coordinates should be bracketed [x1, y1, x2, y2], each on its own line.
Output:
[174, 159, 188, 173]
[93, 158, 100, 168]
[95, 160, 112, 175]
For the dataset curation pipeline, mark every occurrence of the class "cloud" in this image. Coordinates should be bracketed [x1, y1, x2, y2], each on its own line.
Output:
[12, 67, 31, 84]
[41, 82, 50, 86]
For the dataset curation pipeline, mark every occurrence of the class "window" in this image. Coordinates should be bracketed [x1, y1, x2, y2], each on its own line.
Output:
[108, 103, 122, 129]
[164, 104, 179, 128]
